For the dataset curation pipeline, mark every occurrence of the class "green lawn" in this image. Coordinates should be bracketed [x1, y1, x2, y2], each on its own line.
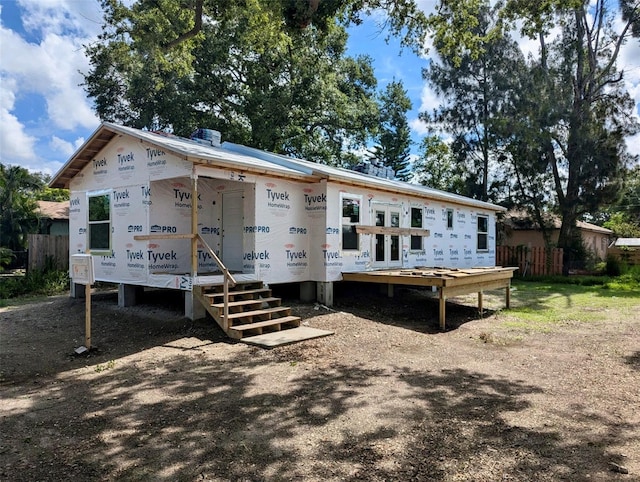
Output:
[499, 278, 640, 331]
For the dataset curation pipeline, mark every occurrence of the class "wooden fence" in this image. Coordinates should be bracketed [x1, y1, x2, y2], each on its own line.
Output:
[28, 234, 69, 272]
[496, 245, 563, 276]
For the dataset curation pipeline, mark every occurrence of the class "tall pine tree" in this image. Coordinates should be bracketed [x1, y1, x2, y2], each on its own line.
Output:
[369, 80, 413, 180]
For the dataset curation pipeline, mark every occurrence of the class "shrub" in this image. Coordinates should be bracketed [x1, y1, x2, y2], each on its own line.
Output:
[0, 247, 14, 271]
[605, 254, 628, 277]
[0, 268, 69, 300]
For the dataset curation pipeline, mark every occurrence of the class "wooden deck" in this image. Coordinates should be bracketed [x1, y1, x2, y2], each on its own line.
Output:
[342, 267, 518, 330]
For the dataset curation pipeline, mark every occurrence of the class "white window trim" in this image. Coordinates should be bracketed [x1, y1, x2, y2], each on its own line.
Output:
[87, 189, 112, 254]
[477, 214, 489, 252]
[446, 208, 454, 230]
[340, 192, 363, 252]
[410, 205, 424, 252]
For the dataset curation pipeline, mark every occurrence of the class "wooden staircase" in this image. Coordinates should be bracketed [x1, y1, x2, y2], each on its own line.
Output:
[194, 281, 301, 340]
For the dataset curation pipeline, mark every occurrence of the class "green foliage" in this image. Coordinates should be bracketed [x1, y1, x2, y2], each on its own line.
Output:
[421, 2, 525, 202]
[0, 163, 45, 251]
[85, 0, 395, 165]
[413, 135, 465, 192]
[514, 268, 640, 292]
[605, 254, 627, 277]
[425, 0, 639, 273]
[607, 265, 640, 291]
[0, 269, 70, 302]
[603, 212, 640, 238]
[36, 187, 70, 202]
[0, 247, 15, 271]
[369, 80, 413, 180]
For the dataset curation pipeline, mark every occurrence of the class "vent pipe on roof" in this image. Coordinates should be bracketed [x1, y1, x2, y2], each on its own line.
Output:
[190, 128, 221, 147]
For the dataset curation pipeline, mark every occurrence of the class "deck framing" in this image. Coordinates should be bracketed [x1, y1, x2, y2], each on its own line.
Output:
[342, 267, 517, 330]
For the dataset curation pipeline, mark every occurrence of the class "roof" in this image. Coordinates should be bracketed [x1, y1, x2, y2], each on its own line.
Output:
[504, 211, 612, 234]
[50, 123, 315, 189]
[51, 122, 505, 212]
[613, 238, 640, 247]
[223, 142, 504, 212]
[36, 201, 69, 220]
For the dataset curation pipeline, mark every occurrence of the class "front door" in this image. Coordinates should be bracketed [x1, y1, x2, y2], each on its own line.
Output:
[221, 191, 244, 272]
[372, 203, 402, 268]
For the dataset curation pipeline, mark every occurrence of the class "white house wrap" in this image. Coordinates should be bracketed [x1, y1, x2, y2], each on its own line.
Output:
[52, 123, 504, 299]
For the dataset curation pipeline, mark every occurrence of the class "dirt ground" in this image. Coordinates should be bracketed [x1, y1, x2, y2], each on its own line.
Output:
[1, 283, 639, 481]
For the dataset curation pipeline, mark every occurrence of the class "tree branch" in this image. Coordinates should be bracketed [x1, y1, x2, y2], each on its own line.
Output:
[162, 0, 203, 50]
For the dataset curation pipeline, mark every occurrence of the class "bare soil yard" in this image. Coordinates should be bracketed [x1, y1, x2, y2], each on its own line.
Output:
[1, 282, 639, 481]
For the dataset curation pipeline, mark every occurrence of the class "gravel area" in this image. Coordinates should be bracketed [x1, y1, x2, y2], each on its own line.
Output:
[1, 283, 639, 480]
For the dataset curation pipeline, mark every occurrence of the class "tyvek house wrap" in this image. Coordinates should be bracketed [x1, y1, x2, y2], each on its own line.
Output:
[66, 125, 498, 290]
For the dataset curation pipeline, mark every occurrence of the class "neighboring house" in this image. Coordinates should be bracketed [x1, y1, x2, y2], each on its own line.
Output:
[36, 200, 70, 236]
[50, 122, 506, 322]
[499, 211, 612, 261]
[608, 238, 640, 266]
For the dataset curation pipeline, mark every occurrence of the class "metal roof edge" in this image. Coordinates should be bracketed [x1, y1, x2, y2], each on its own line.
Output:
[222, 142, 505, 212]
[221, 142, 316, 175]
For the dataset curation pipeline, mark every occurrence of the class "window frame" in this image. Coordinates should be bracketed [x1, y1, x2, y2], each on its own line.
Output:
[446, 208, 454, 229]
[410, 206, 424, 251]
[477, 214, 489, 252]
[340, 193, 362, 252]
[87, 190, 112, 254]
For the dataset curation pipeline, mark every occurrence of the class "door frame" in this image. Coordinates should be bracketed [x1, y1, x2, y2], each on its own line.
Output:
[371, 202, 403, 269]
[221, 190, 245, 272]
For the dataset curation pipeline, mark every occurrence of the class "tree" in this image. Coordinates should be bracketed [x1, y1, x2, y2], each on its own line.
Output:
[599, 165, 640, 237]
[421, 2, 525, 202]
[84, 0, 430, 165]
[0, 164, 44, 251]
[412, 135, 465, 192]
[368, 80, 413, 180]
[426, 0, 639, 272]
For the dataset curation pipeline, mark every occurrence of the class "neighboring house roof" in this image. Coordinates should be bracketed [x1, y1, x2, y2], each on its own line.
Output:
[36, 200, 69, 220]
[613, 238, 640, 247]
[503, 211, 612, 234]
[50, 122, 505, 213]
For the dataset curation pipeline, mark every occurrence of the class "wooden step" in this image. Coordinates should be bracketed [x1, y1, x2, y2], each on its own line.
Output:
[203, 287, 272, 302]
[228, 316, 301, 339]
[210, 297, 280, 310]
[225, 306, 291, 322]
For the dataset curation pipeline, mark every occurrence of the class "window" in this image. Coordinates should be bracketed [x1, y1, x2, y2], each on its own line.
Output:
[477, 215, 488, 251]
[410, 207, 423, 250]
[341, 195, 361, 250]
[88, 192, 111, 251]
[446, 208, 454, 229]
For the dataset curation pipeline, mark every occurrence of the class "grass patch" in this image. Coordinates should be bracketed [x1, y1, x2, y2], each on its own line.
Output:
[502, 274, 640, 332]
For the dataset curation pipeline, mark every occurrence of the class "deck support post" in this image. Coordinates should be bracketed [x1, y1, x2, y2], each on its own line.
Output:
[118, 283, 142, 307]
[70, 280, 85, 299]
[300, 281, 316, 302]
[439, 288, 446, 331]
[184, 290, 206, 320]
[317, 281, 334, 307]
[505, 281, 511, 308]
[478, 291, 484, 316]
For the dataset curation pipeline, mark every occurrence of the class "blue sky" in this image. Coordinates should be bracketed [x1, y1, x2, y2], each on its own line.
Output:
[1, 0, 639, 178]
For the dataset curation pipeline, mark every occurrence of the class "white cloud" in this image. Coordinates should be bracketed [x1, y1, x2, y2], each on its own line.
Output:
[0, 1, 100, 172]
[49, 136, 75, 156]
[17, 0, 104, 38]
[0, 77, 37, 162]
[0, 24, 99, 130]
[416, 81, 441, 114]
[409, 116, 429, 136]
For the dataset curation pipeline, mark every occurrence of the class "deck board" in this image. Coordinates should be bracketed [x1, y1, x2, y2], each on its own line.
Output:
[342, 267, 517, 330]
